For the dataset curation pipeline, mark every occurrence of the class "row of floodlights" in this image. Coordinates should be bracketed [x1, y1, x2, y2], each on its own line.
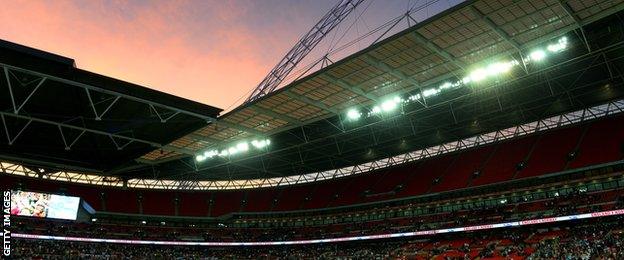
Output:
[195, 139, 271, 162]
[345, 37, 569, 121]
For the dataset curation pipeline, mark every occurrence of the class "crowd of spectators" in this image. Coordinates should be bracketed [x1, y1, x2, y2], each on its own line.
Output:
[12, 188, 622, 243]
[10, 217, 624, 259]
[528, 223, 624, 259]
[11, 239, 399, 259]
[8, 184, 624, 259]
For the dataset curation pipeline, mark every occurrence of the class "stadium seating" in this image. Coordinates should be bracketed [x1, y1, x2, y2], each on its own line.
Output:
[178, 192, 209, 217]
[243, 189, 275, 212]
[11, 210, 624, 258]
[517, 126, 583, 178]
[569, 116, 624, 168]
[3, 115, 624, 218]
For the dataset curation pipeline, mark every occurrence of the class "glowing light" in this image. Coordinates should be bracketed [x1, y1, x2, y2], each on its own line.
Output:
[204, 150, 218, 158]
[486, 61, 515, 75]
[529, 50, 546, 61]
[371, 106, 381, 114]
[236, 142, 249, 152]
[381, 99, 398, 112]
[469, 68, 488, 82]
[423, 88, 439, 97]
[547, 37, 567, 52]
[439, 82, 453, 90]
[462, 76, 472, 84]
[346, 108, 361, 120]
[350, 37, 571, 129]
[251, 139, 271, 149]
[195, 155, 205, 162]
[408, 94, 421, 101]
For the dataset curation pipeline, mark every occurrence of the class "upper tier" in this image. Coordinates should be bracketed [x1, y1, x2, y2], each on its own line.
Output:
[2, 114, 624, 217]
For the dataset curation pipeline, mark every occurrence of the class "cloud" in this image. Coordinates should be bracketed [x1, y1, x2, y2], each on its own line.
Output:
[0, 0, 452, 111]
[0, 0, 310, 110]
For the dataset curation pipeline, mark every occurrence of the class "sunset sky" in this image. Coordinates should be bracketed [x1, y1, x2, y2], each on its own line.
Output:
[0, 0, 457, 112]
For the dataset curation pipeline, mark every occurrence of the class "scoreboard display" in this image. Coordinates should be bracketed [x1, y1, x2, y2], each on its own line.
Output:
[10, 191, 80, 220]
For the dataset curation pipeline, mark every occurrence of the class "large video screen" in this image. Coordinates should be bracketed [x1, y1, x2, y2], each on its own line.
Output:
[10, 191, 80, 220]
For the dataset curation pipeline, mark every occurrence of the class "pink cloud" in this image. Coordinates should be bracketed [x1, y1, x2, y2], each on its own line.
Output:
[0, 0, 301, 111]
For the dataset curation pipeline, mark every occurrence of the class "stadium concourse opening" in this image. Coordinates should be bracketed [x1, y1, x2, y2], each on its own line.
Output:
[2, 0, 624, 258]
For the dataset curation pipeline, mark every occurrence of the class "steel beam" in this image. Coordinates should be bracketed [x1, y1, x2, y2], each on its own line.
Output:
[148, 104, 181, 123]
[0, 64, 217, 122]
[3, 96, 623, 190]
[57, 126, 86, 150]
[1, 114, 32, 145]
[14, 77, 47, 114]
[188, 44, 624, 176]
[558, 0, 591, 51]
[246, 0, 364, 102]
[0, 111, 195, 155]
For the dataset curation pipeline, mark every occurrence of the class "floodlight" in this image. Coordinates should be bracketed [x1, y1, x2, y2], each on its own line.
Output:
[381, 99, 398, 112]
[251, 139, 271, 149]
[236, 142, 249, 152]
[317, 36, 571, 123]
[529, 50, 546, 61]
[219, 150, 229, 156]
[423, 88, 439, 97]
[462, 76, 471, 84]
[547, 37, 568, 52]
[408, 94, 421, 101]
[486, 61, 514, 75]
[228, 147, 238, 154]
[371, 106, 381, 114]
[439, 82, 452, 90]
[346, 108, 361, 120]
[469, 68, 488, 82]
[195, 155, 205, 162]
[204, 150, 218, 158]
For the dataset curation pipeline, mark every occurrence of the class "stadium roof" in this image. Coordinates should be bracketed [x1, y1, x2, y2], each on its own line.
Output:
[0, 40, 222, 173]
[134, 0, 624, 176]
[2, 0, 624, 189]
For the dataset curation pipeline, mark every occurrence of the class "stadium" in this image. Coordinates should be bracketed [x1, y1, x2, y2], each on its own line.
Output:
[1, 0, 624, 258]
